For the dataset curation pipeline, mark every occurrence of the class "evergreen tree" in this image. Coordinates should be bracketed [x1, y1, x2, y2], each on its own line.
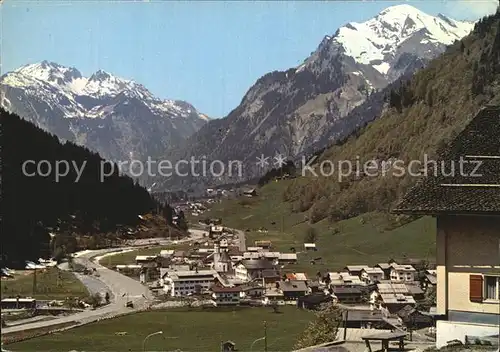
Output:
[162, 202, 174, 225]
[0, 109, 156, 267]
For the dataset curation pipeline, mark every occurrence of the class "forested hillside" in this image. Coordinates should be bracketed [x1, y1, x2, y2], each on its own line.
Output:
[0, 109, 156, 267]
[283, 9, 500, 224]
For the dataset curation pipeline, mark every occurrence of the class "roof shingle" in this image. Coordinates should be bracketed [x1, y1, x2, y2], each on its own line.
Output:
[393, 106, 500, 215]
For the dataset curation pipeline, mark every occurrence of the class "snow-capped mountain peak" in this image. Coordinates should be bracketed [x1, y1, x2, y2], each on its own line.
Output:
[15, 61, 85, 89]
[323, 4, 474, 74]
[1, 61, 209, 165]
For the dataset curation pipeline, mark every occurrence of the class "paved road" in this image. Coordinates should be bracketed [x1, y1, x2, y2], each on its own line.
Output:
[1, 230, 205, 334]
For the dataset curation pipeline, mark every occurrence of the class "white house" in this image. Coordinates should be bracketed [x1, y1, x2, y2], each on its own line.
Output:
[135, 255, 157, 265]
[389, 264, 417, 282]
[304, 243, 316, 251]
[234, 259, 275, 282]
[361, 267, 385, 284]
[160, 250, 174, 258]
[211, 286, 241, 305]
[162, 270, 217, 296]
[278, 253, 298, 264]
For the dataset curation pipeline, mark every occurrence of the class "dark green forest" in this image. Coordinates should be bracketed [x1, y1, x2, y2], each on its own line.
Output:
[0, 109, 156, 267]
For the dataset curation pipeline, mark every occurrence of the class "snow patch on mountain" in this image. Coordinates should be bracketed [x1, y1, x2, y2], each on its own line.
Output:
[3, 61, 208, 121]
[313, 4, 475, 74]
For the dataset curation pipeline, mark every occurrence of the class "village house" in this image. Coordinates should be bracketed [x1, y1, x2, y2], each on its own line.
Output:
[209, 225, 224, 238]
[303, 243, 317, 251]
[297, 293, 333, 310]
[285, 272, 308, 281]
[422, 269, 437, 290]
[374, 263, 392, 280]
[360, 267, 385, 284]
[376, 282, 416, 314]
[234, 259, 275, 282]
[161, 269, 217, 296]
[254, 240, 272, 249]
[331, 286, 363, 304]
[135, 255, 157, 266]
[240, 284, 265, 298]
[211, 286, 242, 305]
[242, 187, 257, 197]
[278, 253, 298, 264]
[262, 269, 281, 284]
[329, 272, 364, 287]
[397, 305, 434, 330]
[405, 282, 425, 301]
[221, 341, 236, 352]
[160, 249, 174, 258]
[393, 106, 500, 347]
[246, 246, 263, 252]
[277, 280, 308, 301]
[344, 265, 369, 278]
[306, 280, 321, 294]
[389, 264, 417, 282]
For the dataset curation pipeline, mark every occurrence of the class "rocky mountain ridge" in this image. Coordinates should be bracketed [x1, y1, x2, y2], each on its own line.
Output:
[154, 4, 475, 191]
[1, 61, 208, 163]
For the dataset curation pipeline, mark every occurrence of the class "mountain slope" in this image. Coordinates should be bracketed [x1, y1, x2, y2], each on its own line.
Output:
[282, 8, 500, 223]
[0, 61, 208, 164]
[156, 4, 474, 191]
[0, 108, 157, 267]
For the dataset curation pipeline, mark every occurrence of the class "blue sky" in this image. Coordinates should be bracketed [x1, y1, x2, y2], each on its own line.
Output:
[1, 0, 498, 118]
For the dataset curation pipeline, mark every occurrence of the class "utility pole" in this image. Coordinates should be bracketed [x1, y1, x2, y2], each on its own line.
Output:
[32, 268, 37, 295]
[343, 310, 348, 340]
[264, 321, 268, 352]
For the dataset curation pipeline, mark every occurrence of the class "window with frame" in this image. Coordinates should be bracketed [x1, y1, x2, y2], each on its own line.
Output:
[485, 276, 500, 301]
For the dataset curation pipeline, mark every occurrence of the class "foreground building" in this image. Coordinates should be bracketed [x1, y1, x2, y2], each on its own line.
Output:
[393, 106, 500, 347]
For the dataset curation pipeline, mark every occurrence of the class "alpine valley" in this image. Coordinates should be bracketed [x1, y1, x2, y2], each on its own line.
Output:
[1, 4, 475, 190]
[153, 4, 476, 191]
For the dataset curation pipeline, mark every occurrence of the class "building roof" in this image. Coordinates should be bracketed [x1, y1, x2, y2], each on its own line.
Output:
[261, 269, 280, 278]
[246, 247, 263, 252]
[167, 270, 217, 280]
[286, 272, 308, 281]
[362, 267, 385, 275]
[239, 259, 275, 270]
[278, 280, 308, 292]
[380, 293, 416, 305]
[332, 286, 362, 294]
[211, 286, 241, 293]
[278, 253, 297, 261]
[255, 240, 271, 246]
[345, 265, 369, 272]
[405, 283, 424, 295]
[393, 106, 500, 216]
[298, 293, 333, 305]
[135, 255, 156, 261]
[377, 282, 409, 295]
[391, 264, 416, 272]
[344, 309, 383, 322]
[304, 243, 316, 248]
[376, 263, 393, 270]
[425, 273, 437, 285]
[173, 250, 187, 257]
[160, 250, 174, 257]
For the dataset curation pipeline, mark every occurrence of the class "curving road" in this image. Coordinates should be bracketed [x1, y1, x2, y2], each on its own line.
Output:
[1, 230, 206, 335]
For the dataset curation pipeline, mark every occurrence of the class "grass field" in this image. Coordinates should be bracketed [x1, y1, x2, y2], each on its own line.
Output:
[0, 268, 89, 300]
[203, 181, 436, 275]
[8, 306, 314, 351]
[101, 243, 192, 267]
